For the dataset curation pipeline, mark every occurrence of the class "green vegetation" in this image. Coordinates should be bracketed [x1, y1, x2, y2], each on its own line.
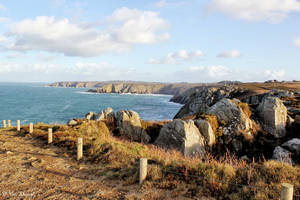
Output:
[13, 121, 300, 199]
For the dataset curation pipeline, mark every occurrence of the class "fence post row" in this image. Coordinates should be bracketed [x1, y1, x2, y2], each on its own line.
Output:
[139, 158, 148, 184]
[280, 183, 293, 200]
[2, 120, 6, 128]
[77, 137, 83, 160]
[29, 123, 33, 133]
[48, 128, 53, 144]
[17, 120, 20, 131]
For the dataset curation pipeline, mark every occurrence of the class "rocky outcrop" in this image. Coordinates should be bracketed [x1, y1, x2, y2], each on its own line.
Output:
[208, 98, 252, 137]
[95, 107, 115, 122]
[174, 86, 249, 119]
[257, 97, 287, 138]
[282, 138, 300, 156]
[116, 110, 150, 143]
[272, 146, 291, 163]
[194, 119, 215, 148]
[68, 119, 78, 126]
[154, 119, 206, 157]
[85, 112, 96, 120]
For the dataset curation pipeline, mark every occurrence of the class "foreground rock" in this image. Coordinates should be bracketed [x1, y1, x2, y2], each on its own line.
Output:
[85, 112, 96, 120]
[116, 110, 150, 143]
[208, 98, 252, 137]
[67, 119, 78, 126]
[174, 86, 248, 119]
[272, 146, 292, 163]
[155, 119, 206, 157]
[282, 138, 300, 156]
[257, 97, 287, 138]
[95, 107, 115, 122]
[194, 119, 215, 148]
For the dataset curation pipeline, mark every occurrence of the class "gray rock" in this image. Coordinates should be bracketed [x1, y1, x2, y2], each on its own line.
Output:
[257, 97, 287, 138]
[95, 107, 115, 122]
[116, 110, 150, 143]
[295, 115, 300, 124]
[272, 146, 292, 163]
[174, 86, 247, 119]
[85, 112, 96, 120]
[155, 119, 206, 157]
[208, 98, 252, 136]
[282, 138, 300, 156]
[194, 119, 215, 147]
[68, 119, 78, 126]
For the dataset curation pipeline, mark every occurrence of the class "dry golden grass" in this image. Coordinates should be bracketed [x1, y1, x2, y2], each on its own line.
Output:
[12, 120, 300, 200]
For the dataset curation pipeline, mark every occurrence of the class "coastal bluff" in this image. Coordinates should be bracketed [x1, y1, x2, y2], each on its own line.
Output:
[48, 81, 206, 96]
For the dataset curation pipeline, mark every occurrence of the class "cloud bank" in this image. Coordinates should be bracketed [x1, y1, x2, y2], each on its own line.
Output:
[2, 7, 170, 57]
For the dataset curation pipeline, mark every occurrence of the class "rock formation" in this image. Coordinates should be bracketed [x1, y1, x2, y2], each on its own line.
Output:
[155, 119, 206, 157]
[257, 97, 287, 138]
[194, 119, 215, 148]
[95, 107, 115, 123]
[116, 110, 150, 143]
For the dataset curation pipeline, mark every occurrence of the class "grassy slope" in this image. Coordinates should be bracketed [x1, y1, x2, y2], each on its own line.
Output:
[5, 120, 299, 200]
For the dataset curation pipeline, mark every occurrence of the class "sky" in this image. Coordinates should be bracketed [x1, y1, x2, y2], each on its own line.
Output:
[0, 0, 300, 83]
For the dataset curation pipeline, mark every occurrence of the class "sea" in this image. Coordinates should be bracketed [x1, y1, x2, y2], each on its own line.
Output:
[0, 83, 182, 126]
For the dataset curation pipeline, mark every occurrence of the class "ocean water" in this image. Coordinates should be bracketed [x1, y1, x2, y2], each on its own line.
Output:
[0, 83, 182, 125]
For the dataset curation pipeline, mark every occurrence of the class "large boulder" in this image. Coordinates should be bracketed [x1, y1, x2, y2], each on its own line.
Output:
[282, 138, 300, 156]
[207, 98, 252, 137]
[257, 97, 287, 138]
[85, 112, 96, 120]
[154, 119, 206, 157]
[116, 110, 150, 143]
[174, 86, 248, 119]
[95, 107, 115, 122]
[272, 146, 292, 163]
[194, 119, 216, 148]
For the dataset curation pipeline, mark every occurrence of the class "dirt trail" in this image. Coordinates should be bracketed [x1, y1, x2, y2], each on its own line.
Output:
[0, 129, 185, 200]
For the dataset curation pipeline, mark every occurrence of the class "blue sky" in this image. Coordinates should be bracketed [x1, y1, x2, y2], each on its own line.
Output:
[0, 0, 300, 83]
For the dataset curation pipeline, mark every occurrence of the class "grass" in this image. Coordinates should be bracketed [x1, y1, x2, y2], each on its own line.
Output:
[9, 120, 300, 200]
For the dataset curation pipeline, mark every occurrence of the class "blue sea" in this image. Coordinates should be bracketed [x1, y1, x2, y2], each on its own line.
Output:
[0, 83, 182, 126]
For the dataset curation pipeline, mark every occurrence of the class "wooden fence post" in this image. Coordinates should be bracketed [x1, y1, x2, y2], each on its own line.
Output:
[280, 183, 293, 200]
[77, 138, 83, 160]
[139, 158, 148, 184]
[17, 120, 20, 131]
[48, 128, 53, 144]
[29, 123, 33, 133]
[7, 120, 11, 128]
[2, 120, 6, 128]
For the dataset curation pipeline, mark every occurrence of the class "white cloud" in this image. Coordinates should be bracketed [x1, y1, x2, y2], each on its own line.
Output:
[293, 38, 300, 47]
[108, 7, 170, 44]
[207, 0, 300, 23]
[149, 49, 204, 64]
[264, 69, 285, 79]
[0, 17, 10, 23]
[2, 8, 170, 57]
[155, 0, 167, 8]
[0, 35, 7, 42]
[217, 50, 241, 58]
[0, 3, 6, 11]
[189, 65, 232, 78]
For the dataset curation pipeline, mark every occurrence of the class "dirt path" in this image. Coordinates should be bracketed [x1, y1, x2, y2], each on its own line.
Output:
[0, 129, 199, 200]
[0, 129, 144, 200]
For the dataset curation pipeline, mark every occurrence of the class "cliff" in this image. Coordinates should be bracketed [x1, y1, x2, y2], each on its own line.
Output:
[49, 81, 208, 96]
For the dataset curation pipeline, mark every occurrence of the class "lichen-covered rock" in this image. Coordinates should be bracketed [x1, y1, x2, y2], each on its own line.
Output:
[272, 146, 291, 163]
[116, 110, 150, 143]
[194, 119, 215, 147]
[85, 112, 96, 120]
[95, 107, 115, 122]
[257, 97, 287, 138]
[174, 86, 248, 119]
[155, 119, 206, 157]
[282, 138, 300, 156]
[208, 98, 252, 136]
[67, 119, 78, 126]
